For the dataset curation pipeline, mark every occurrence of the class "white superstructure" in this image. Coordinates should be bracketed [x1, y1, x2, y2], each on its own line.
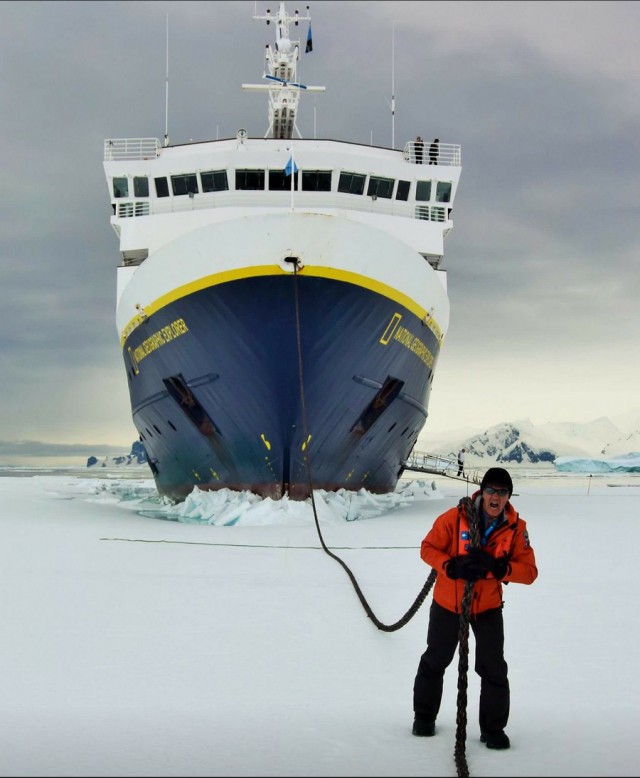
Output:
[101, 2, 463, 501]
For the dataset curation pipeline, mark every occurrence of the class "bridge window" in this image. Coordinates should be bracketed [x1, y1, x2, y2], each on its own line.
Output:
[201, 170, 229, 192]
[133, 177, 149, 197]
[269, 169, 298, 190]
[235, 169, 265, 190]
[436, 181, 452, 202]
[338, 172, 366, 195]
[302, 170, 332, 191]
[171, 174, 199, 196]
[367, 176, 394, 199]
[155, 177, 170, 197]
[416, 181, 432, 201]
[395, 180, 410, 201]
[113, 177, 128, 198]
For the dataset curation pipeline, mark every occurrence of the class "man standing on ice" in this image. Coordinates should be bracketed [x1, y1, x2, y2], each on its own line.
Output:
[411, 467, 538, 750]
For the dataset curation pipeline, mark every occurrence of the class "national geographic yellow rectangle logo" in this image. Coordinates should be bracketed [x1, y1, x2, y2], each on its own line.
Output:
[380, 313, 434, 368]
[380, 313, 402, 345]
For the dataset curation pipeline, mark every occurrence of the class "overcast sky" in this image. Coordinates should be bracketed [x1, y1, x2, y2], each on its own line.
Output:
[1, 0, 638, 453]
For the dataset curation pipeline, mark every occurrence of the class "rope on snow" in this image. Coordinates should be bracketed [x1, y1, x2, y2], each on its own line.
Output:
[291, 264, 475, 775]
[290, 262, 437, 631]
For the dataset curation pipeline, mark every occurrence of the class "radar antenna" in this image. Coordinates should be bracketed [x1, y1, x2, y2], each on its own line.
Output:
[242, 2, 325, 139]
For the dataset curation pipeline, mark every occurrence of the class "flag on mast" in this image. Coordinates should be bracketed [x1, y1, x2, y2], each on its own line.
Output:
[285, 155, 298, 176]
[305, 22, 313, 53]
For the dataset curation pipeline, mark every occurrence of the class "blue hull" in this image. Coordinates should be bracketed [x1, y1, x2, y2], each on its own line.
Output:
[123, 273, 440, 501]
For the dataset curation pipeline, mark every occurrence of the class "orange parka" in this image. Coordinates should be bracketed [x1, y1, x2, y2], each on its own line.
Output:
[421, 491, 538, 616]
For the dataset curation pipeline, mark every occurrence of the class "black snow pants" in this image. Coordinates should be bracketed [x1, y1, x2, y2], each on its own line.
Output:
[413, 600, 510, 734]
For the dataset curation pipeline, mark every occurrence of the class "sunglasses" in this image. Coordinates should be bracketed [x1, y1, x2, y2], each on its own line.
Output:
[484, 487, 509, 496]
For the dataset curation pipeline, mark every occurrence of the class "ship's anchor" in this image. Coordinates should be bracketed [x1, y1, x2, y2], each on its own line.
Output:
[290, 262, 475, 778]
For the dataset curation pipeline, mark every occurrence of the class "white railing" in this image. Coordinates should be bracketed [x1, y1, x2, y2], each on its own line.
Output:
[403, 141, 461, 167]
[117, 202, 151, 218]
[415, 205, 448, 222]
[104, 137, 460, 166]
[403, 450, 481, 484]
[104, 138, 161, 161]
[112, 190, 454, 223]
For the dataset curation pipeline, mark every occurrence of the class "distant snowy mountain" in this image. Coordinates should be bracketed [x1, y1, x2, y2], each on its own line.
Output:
[429, 420, 564, 465]
[533, 417, 622, 457]
[417, 408, 640, 467]
[87, 410, 640, 474]
[602, 431, 640, 457]
[87, 441, 148, 468]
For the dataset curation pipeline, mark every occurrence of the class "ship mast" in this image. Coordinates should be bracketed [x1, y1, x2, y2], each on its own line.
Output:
[242, 2, 325, 139]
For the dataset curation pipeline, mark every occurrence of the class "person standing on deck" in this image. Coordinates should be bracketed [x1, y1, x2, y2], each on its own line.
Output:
[457, 448, 466, 477]
[429, 137, 439, 164]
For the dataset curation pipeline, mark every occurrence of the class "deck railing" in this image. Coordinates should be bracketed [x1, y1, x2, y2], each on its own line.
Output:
[403, 141, 461, 167]
[415, 205, 448, 222]
[114, 190, 452, 224]
[403, 450, 481, 484]
[104, 138, 461, 166]
[104, 138, 161, 161]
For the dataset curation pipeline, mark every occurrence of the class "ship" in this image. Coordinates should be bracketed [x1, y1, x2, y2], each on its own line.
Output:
[102, 2, 461, 502]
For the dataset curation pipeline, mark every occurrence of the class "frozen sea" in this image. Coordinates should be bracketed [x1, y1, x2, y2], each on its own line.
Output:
[0, 465, 638, 777]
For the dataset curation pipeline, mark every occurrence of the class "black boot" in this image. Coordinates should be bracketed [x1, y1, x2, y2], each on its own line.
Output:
[480, 730, 510, 749]
[412, 718, 436, 737]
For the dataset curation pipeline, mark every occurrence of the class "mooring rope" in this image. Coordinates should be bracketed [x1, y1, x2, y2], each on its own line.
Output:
[291, 265, 474, 775]
[289, 261, 437, 631]
[453, 495, 480, 778]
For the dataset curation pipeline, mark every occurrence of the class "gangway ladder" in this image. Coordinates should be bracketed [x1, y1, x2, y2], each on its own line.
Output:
[401, 450, 482, 485]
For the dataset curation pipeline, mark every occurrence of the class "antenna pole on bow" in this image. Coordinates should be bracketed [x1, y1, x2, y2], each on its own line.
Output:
[242, 1, 325, 139]
[164, 14, 170, 146]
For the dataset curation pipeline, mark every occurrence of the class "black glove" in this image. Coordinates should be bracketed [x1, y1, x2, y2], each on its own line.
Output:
[445, 554, 485, 582]
[492, 554, 510, 580]
[467, 548, 494, 575]
[467, 548, 510, 580]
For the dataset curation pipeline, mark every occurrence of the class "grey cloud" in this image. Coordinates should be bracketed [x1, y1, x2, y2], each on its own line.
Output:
[0, 0, 637, 446]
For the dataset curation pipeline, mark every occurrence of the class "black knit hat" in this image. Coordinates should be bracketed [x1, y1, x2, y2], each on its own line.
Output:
[480, 467, 513, 496]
